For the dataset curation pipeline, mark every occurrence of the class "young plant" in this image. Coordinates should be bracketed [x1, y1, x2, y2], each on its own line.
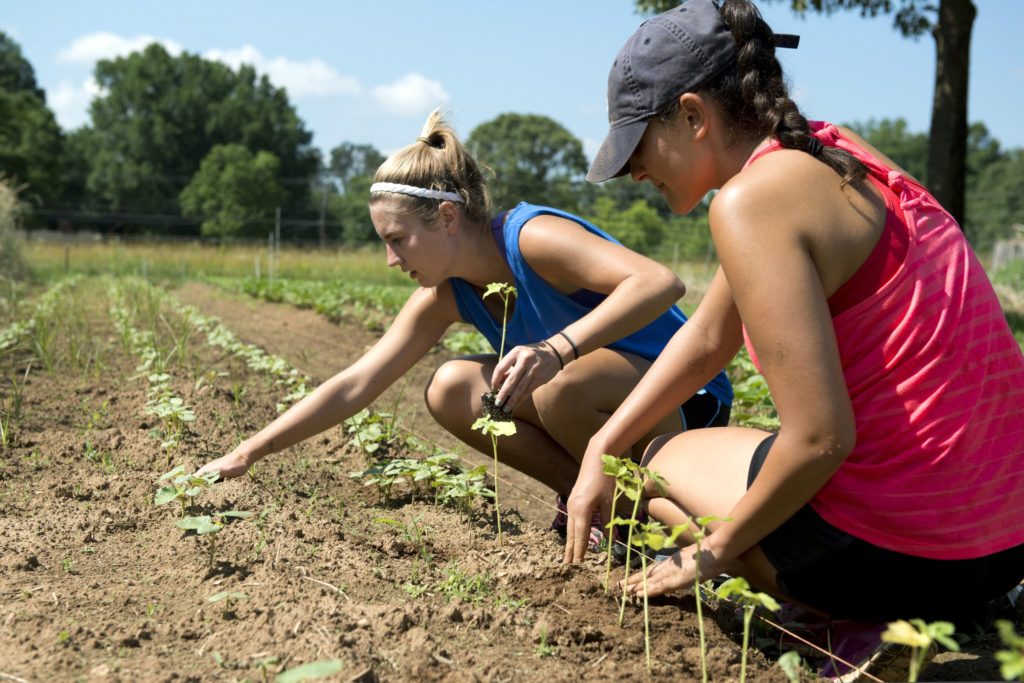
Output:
[691, 514, 728, 683]
[207, 590, 249, 618]
[0, 362, 31, 449]
[630, 518, 690, 670]
[715, 576, 782, 683]
[880, 618, 959, 682]
[472, 282, 518, 546]
[471, 415, 516, 545]
[995, 619, 1024, 681]
[176, 510, 252, 567]
[600, 454, 631, 592]
[155, 465, 219, 517]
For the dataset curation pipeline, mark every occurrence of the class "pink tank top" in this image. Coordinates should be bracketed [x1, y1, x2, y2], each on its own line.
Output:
[743, 122, 1024, 559]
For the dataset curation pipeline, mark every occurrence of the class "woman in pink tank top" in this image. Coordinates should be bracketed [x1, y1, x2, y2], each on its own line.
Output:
[572, 0, 1024, 679]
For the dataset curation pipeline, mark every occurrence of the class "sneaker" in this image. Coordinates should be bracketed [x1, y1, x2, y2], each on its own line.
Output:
[550, 494, 604, 552]
[818, 619, 936, 683]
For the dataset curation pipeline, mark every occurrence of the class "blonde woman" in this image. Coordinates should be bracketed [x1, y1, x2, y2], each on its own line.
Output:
[199, 110, 732, 546]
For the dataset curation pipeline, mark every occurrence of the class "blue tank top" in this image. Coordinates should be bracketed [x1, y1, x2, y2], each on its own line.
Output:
[449, 202, 732, 406]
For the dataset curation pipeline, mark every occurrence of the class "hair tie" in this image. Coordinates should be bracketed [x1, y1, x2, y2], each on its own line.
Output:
[557, 330, 580, 361]
[807, 137, 824, 157]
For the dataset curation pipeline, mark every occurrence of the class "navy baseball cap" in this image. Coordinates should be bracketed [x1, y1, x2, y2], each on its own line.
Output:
[587, 0, 798, 183]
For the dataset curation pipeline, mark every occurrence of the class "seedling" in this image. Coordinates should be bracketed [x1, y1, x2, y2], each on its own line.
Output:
[600, 454, 668, 626]
[880, 618, 959, 682]
[471, 415, 516, 545]
[177, 510, 252, 567]
[469, 282, 518, 546]
[437, 563, 492, 604]
[155, 465, 219, 517]
[629, 518, 689, 670]
[716, 576, 781, 683]
[691, 514, 728, 683]
[995, 619, 1024, 681]
[207, 590, 249, 618]
[0, 362, 31, 449]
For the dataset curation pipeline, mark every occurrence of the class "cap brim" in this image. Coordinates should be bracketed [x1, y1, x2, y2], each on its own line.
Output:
[586, 118, 649, 183]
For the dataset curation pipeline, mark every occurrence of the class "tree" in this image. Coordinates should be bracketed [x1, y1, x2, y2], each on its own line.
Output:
[965, 149, 1024, 250]
[635, 0, 976, 226]
[328, 142, 385, 192]
[85, 44, 318, 231]
[467, 113, 588, 213]
[848, 117, 928, 183]
[585, 196, 667, 254]
[0, 90, 63, 204]
[330, 174, 376, 245]
[179, 144, 285, 238]
[0, 32, 63, 205]
[0, 32, 45, 102]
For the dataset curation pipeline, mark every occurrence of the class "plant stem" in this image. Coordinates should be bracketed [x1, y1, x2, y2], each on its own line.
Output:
[619, 479, 643, 626]
[641, 551, 651, 671]
[604, 485, 623, 593]
[740, 606, 752, 683]
[695, 542, 708, 683]
[491, 434, 502, 546]
[909, 646, 921, 682]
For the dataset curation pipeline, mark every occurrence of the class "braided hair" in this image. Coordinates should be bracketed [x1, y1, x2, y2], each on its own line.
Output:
[661, 0, 866, 186]
[371, 108, 491, 225]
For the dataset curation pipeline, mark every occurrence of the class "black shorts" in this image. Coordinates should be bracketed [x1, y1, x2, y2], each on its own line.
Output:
[749, 434, 1024, 623]
[681, 392, 730, 430]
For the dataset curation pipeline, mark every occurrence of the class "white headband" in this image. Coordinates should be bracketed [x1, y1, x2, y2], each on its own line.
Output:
[370, 182, 464, 203]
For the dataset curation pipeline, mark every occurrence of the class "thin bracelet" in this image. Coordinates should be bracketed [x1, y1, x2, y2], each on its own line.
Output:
[539, 340, 564, 370]
[557, 330, 580, 361]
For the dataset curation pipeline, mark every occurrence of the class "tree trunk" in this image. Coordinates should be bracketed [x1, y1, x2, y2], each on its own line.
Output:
[927, 0, 975, 228]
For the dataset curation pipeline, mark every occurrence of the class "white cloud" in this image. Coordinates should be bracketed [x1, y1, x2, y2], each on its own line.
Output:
[57, 32, 183, 63]
[372, 73, 449, 116]
[49, 77, 104, 130]
[204, 45, 361, 98]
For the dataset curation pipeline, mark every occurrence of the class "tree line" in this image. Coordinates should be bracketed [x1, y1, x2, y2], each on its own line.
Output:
[1, 30, 1020, 257]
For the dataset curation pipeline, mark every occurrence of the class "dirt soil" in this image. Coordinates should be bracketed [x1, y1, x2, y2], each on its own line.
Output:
[0, 279, 1012, 682]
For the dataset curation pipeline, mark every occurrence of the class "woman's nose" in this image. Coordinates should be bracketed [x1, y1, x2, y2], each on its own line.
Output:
[385, 245, 401, 268]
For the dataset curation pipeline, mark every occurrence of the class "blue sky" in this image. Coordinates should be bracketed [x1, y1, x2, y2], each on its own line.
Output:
[5, 1, 1024, 164]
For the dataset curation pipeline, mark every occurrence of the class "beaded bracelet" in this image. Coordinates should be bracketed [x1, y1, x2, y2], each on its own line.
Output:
[557, 330, 580, 361]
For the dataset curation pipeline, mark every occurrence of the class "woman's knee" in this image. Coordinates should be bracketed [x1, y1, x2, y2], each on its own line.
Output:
[423, 359, 486, 423]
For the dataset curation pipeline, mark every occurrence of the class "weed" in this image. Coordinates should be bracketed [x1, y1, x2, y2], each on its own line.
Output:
[881, 618, 959, 682]
[535, 626, 559, 658]
[995, 619, 1024, 681]
[344, 408, 400, 457]
[716, 576, 781, 683]
[61, 558, 74, 574]
[437, 564, 492, 604]
[276, 659, 343, 683]
[690, 514, 727, 683]
[84, 441, 116, 474]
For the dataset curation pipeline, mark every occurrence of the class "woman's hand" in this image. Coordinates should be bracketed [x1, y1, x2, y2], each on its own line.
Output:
[621, 543, 726, 598]
[491, 342, 562, 413]
[195, 448, 254, 480]
[563, 456, 616, 563]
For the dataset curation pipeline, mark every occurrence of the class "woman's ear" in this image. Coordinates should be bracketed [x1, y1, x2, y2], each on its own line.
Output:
[678, 93, 710, 141]
[439, 200, 460, 235]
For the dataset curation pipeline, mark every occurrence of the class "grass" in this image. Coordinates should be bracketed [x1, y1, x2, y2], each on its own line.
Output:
[19, 240, 411, 285]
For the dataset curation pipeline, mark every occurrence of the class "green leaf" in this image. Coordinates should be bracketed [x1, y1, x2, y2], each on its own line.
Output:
[158, 464, 186, 481]
[217, 510, 253, 519]
[276, 659, 344, 682]
[177, 516, 222, 534]
[208, 591, 248, 603]
[777, 651, 803, 683]
[154, 486, 179, 505]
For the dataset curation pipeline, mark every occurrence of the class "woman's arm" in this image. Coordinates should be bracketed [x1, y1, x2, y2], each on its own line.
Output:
[564, 267, 744, 562]
[493, 213, 686, 409]
[197, 285, 458, 478]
